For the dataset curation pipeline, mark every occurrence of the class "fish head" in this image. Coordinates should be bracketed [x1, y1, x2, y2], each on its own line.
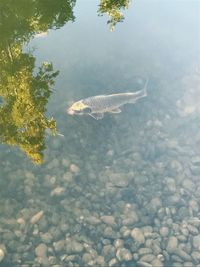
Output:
[67, 101, 92, 115]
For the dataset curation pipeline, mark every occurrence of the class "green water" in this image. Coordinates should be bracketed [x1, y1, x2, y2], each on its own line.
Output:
[0, 1, 200, 266]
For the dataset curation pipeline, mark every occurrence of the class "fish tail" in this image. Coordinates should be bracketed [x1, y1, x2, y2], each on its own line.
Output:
[128, 78, 148, 103]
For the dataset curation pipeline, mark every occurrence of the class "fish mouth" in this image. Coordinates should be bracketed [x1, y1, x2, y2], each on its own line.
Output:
[67, 108, 75, 115]
[67, 108, 84, 115]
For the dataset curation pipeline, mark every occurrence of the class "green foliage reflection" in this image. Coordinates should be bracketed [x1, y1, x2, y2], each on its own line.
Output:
[98, 0, 131, 30]
[0, 0, 76, 164]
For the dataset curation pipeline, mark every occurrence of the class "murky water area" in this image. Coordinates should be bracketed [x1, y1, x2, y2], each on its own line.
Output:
[0, 0, 200, 266]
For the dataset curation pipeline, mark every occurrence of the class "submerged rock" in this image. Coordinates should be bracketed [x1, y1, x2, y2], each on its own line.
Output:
[101, 215, 116, 226]
[166, 236, 178, 253]
[116, 248, 132, 261]
[30, 211, 44, 224]
[131, 228, 145, 244]
[0, 248, 5, 262]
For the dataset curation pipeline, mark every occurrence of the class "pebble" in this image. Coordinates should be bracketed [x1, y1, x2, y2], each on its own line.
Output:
[138, 248, 153, 256]
[159, 226, 169, 237]
[35, 243, 48, 258]
[86, 216, 101, 225]
[137, 261, 153, 267]
[189, 199, 199, 212]
[82, 253, 93, 265]
[172, 263, 183, 267]
[183, 262, 194, 267]
[53, 240, 65, 252]
[108, 258, 118, 267]
[151, 258, 164, 267]
[71, 241, 84, 253]
[165, 177, 176, 192]
[40, 232, 53, 244]
[171, 255, 183, 263]
[182, 179, 195, 192]
[113, 239, 124, 249]
[50, 187, 65, 197]
[101, 215, 116, 226]
[191, 251, 200, 263]
[102, 245, 115, 260]
[70, 164, 80, 174]
[174, 248, 191, 261]
[103, 227, 117, 239]
[166, 236, 178, 253]
[30, 211, 44, 224]
[193, 235, 200, 249]
[0, 248, 5, 262]
[140, 254, 155, 263]
[123, 210, 139, 225]
[187, 224, 198, 235]
[131, 228, 145, 244]
[116, 248, 132, 261]
[148, 197, 162, 213]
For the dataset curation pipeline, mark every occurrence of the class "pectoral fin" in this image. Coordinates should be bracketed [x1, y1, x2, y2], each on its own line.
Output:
[109, 108, 121, 113]
[89, 113, 104, 120]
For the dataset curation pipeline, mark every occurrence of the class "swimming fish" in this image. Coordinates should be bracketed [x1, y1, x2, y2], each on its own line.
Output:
[67, 79, 148, 120]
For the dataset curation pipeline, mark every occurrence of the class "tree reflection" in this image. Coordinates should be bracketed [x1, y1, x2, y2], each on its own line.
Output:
[0, 0, 131, 164]
[0, 0, 75, 164]
[98, 0, 131, 30]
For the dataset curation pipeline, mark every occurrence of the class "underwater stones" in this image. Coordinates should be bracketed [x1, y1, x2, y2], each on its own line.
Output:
[166, 236, 178, 253]
[187, 224, 198, 235]
[35, 243, 49, 266]
[53, 240, 65, 252]
[189, 199, 199, 213]
[40, 232, 53, 244]
[62, 158, 70, 167]
[147, 197, 162, 214]
[0, 247, 5, 262]
[120, 227, 131, 238]
[139, 254, 155, 263]
[116, 247, 132, 261]
[47, 158, 60, 169]
[71, 241, 84, 253]
[191, 251, 200, 263]
[138, 248, 153, 256]
[101, 215, 116, 226]
[159, 226, 169, 237]
[151, 258, 164, 267]
[50, 186, 65, 197]
[122, 210, 139, 225]
[108, 258, 118, 267]
[82, 253, 92, 265]
[62, 172, 73, 183]
[136, 261, 153, 267]
[193, 234, 200, 249]
[113, 239, 124, 249]
[70, 164, 80, 175]
[35, 243, 48, 258]
[86, 216, 101, 225]
[103, 226, 117, 239]
[30, 211, 44, 224]
[65, 238, 84, 254]
[102, 245, 115, 261]
[182, 179, 195, 192]
[165, 177, 176, 193]
[174, 248, 191, 261]
[131, 228, 145, 244]
[178, 207, 190, 220]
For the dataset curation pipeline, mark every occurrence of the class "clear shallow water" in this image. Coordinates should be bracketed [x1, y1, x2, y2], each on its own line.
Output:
[0, 1, 200, 266]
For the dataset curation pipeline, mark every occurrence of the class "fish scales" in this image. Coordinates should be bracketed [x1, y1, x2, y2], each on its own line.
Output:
[83, 93, 135, 112]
